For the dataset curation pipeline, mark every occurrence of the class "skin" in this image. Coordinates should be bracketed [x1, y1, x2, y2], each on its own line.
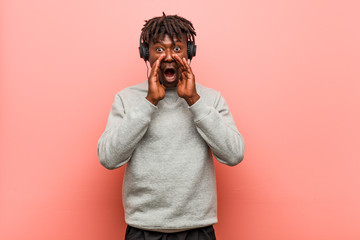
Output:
[145, 33, 200, 106]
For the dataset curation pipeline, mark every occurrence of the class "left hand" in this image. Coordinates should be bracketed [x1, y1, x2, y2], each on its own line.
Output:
[173, 54, 200, 106]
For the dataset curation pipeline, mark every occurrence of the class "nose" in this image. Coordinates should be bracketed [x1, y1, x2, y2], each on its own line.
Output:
[163, 49, 174, 62]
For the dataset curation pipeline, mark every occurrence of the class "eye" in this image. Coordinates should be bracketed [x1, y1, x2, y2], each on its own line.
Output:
[174, 46, 181, 52]
[156, 47, 164, 52]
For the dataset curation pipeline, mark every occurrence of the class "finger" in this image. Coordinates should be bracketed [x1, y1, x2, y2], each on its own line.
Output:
[172, 54, 186, 71]
[150, 54, 165, 77]
[172, 54, 183, 69]
[182, 57, 193, 74]
[154, 54, 166, 73]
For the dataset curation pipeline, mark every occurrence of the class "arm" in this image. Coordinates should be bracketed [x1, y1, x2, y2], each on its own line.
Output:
[97, 95, 157, 169]
[97, 54, 165, 169]
[172, 54, 245, 166]
[189, 93, 245, 166]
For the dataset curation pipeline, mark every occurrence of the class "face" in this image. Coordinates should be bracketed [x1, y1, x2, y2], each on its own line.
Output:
[148, 33, 188, 88]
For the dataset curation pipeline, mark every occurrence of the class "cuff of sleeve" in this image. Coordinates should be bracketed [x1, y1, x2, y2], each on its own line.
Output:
[188, 97, 211, 122]
[144, 97, 159, 110]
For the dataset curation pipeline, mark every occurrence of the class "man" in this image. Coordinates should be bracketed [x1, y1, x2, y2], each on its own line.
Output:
[97, 12, 245, 240]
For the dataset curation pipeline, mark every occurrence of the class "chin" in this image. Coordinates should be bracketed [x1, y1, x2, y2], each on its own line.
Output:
[164, 80, 178, 88]
[161, 77, 179, 88]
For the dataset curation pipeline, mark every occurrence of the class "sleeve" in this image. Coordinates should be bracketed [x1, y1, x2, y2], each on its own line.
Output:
[97, 93, 157, 169]
[188, 93, 245, 166]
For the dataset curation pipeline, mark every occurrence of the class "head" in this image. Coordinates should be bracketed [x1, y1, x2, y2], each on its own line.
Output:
[139, 12, 197, 87]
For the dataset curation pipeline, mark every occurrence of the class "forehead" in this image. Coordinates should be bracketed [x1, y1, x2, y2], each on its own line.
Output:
[150, 33, 187, 45]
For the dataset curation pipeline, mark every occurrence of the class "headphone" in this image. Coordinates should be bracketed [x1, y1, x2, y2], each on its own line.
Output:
[139, 32, 197, 61]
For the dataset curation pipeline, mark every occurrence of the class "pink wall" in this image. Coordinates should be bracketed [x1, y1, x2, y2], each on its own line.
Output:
[1, 0, 359, 239]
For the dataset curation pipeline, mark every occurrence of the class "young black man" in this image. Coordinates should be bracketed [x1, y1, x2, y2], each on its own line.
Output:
[97, 12, 245, 240]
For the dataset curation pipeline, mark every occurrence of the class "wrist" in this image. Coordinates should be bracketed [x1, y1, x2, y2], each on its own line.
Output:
[185, 94, 200, 106]
[145, 96, 159, 106]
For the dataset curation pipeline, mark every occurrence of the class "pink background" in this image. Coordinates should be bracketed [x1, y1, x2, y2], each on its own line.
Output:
[1, 0, 359, 239]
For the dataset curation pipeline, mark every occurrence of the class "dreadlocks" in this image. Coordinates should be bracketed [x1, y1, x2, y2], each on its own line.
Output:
[141, 12, 196, 46]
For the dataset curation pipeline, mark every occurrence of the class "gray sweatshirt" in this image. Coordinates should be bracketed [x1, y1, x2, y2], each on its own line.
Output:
[97, 81, 245, 232]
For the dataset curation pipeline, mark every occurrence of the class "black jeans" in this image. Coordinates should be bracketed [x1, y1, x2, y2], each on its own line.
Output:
[125, 225, 216, 240]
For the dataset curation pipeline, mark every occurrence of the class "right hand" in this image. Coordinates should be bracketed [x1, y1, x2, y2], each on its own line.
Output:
[146, 54, 166, 106]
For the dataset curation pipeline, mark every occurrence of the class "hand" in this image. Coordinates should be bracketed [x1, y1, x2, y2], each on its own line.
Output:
[173, 54, 200, 106]
[146, 54, 166, 105]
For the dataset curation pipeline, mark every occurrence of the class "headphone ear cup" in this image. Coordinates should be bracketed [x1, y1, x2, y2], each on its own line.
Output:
[139, 44, 149, 61]
[187, 42, 197, 60]
[144, 45, 149, 61]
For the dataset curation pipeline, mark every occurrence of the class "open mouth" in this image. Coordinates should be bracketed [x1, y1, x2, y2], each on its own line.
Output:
[162, 67, 177, 82]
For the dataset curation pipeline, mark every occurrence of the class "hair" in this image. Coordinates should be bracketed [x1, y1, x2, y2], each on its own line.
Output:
[141, 12, 196, 46]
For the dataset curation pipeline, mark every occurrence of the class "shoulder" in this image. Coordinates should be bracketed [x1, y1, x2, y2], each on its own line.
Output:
[114, 81, 148, 108]
[195, 82, 222, 107]
[116, 81, 148, 97]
